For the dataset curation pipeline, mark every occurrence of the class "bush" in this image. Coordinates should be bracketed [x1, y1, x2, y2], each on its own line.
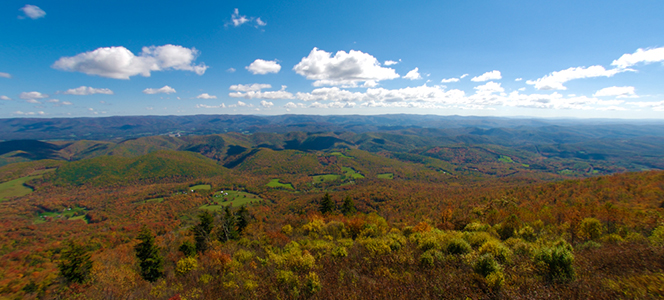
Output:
[474, 254, 501, 277]
[331, 246, 348, 258]
[446, 238, 472, 255]
[649, 225, 664, 245]
[233, 249, 254, 264]
[577, 217, 603, 241]
[518, 225, 537, 242]
[303, 272, 322, 296]
[534, 244, 575, 282]
[479, 240, 513, 263]
[176, 257, 199, 276]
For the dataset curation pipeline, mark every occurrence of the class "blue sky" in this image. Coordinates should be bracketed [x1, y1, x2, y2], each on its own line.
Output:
[2, 0, 664, 119]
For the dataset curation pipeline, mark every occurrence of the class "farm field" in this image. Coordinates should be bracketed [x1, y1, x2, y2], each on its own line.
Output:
[265, 178, 294, 189]
[0, 175, 40, 201]
[200, 190, 262, 210]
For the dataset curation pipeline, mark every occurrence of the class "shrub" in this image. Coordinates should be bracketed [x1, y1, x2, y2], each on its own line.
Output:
[486, 270, 505, 290]
[518, 225, 537, 242]
[534, 244, 575, 282]
[577, 217, 603, 241]
[463, 231, 496, 248]
[179, 241, 196, 257]
[176, 257, 198, 276]
[498, 214, 521, 240]
[281, 224, 293, 236]
[420, 249, 443, 267]
[474, 254, 501, 277]
[446, 238, 472, 255]
[649, 225, 664, 245]
[479, 240, 513, 263]
[331, 246, 348, 258]
[600, 233, 624, 244]
[233, 249, 254, 264]
[464, 222, 490, 232]
[303, 272, 322, 296]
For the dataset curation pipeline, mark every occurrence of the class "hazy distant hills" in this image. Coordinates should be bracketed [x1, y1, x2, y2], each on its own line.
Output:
[2, 114, 664, 141]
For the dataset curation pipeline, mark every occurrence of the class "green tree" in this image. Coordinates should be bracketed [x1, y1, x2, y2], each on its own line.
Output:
[218, 206, 238, 242]
[236, 205, 250, 234]
[179, 241, 196, 257]
[341, 195, 357, 215]
[194, 211, 214, 253]
[58, 242, 93, 284]
[319, 192, 335, 214]
[135, 226, 163, 282]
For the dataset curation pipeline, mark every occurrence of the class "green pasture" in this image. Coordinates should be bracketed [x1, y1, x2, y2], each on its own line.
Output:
[200, 190, 262, 210]
[330, 152, 352, 158]
[190, 184, 211, 191]
[341, 167, 364, 179]
[312, 174, 341, 183]
[377, 173, 394, 179]
[0, 175, 41, 201]
[137, 197, 165, 204]
[266, 179, 294, 189]
[34, 206, 88, 224]
[498, 155, 514, 163]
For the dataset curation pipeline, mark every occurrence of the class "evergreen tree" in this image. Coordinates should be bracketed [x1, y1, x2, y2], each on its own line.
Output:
[341, 195, 357, 216]
[58, 242, 93, 284]
[218, 206, 238, 242]
[194, 211, 214, 253]
[178, 241, 196, 257]
[319, 192, 335, 214]
[236, 205, 250, 235]
[135, 226, 163, 282]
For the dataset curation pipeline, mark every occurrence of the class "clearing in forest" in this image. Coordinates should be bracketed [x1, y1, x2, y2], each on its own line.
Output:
[34, 206, 89, 224]
[190, 184, 211, 191]
[266, 179, 294, 189]
[200, 190, 262, 210]
[0, 175, 41, 201]
[377, 173, 394, 179]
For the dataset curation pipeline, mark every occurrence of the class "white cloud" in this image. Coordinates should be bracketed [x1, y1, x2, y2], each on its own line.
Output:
[1, 95, 11, 100]
[229, 83, 272, 92]
[284, 102, 306, 109]
[612, 47, 664, 69]
[593, 86, 637, 98]
[13, 111, 45, 116]
[628, 100, 664, 111]
[143, 86, 176, 94]
[63, 86, 114, 95]
[515, 78, 523, 81]
[0, 72, 11, 78]
[19, 91, 48, 100]
[293, 47, 399, 87]
[403, 68, 422, 80]
[236, 101, 249, 107]
[62, 101, 73, 105]
[229, 9, 266, 28]
[52, 44, 208, 79]
[227, 68, 236, 73]
[196, 93, 217, 99]
[471, 70, 502, 82]
[246, 59, 281, 75]
[526, 65, 628, 90]
[441, 77, 460, 83]
[196, 103, 226, 109]
[384, 60, 400, 66]
[260, 100, 274, 108]
[25, 99, 41, 104]
[230, 85, 294, 99]
[47, 99, 59, 103]
[19, 5, 45, 19]
[460, 74, 469, 79]
[473, 81, 504, 94]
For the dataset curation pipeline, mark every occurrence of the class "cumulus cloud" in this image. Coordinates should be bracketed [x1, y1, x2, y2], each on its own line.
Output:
[52, 44, 208, 79]
[227, 68, 236, 73]
[0, 72, 11, 78]
[13, 111, 45, 116]
[441, 77, 460, 83]
[384, 60, 400, 66]
[196, 93, 217, 99]
[593, 86, 637, 98]
[143, 86, 176, 94]
[19, 91, 48, 100]
[62, 101, 73, 105]
[1, 95, 11, 100]
[628, 100, 664, 111]
[229, 9, 266, 28]
[63, 86, 114, 95]
[284, 102, 306, 109]
[230, 85, 294, 99]
[293, 47, 399, 87]
[612, 47, 664, 69]
[526, 66, 628, 90]
[25, 99, 41, 104]
[260, 100, 274, 108]
[471, 70, 502, 82]
[474, 81, 504, 94]
[246, 59, 281, 74]
[19, 5, 45, 19]
[515, 78, 523, 81]
[403, 68, 422, 80]
[229, 83, 272, 92]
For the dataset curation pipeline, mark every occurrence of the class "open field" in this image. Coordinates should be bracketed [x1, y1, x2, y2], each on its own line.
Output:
[312, 174, 341, 183]
[34, 206, 88, 224]
[342, 167, 365, 179]
[0, 175, 41, 201]
[190, 184, 211, 191]
[201, 190, 262, 210]
[266, 179, 294, 189]
[377, 173, 394, 179]
[330, 151, 352, 158]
